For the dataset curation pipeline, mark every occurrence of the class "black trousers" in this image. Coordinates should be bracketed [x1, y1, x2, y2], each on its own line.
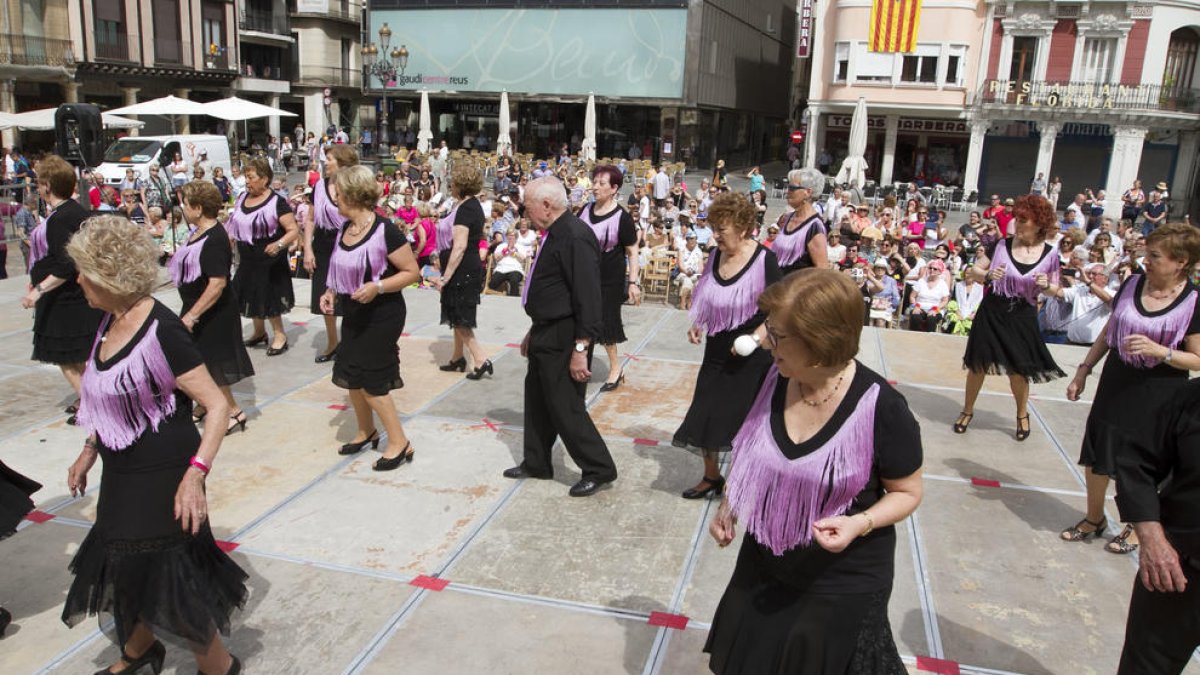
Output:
[1118, 559, 1200, 674]
[489, 270, 523, 296]
[522, 318, 617, 482]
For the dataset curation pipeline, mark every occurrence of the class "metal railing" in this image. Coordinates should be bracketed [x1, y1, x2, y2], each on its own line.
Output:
[153, 38, 193, 67]
[203, 50, 234, 71]
[0, 34, 75, 67]
[94, 32, 137, 62]
[240, 8, 290, 35]
[295, 65, 360, 88]
[978, 79, 1200, 114]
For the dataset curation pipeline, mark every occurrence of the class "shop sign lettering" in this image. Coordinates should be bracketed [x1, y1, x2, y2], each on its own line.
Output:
[797, 0, 814, 58]
[986, 81, 1158, 109]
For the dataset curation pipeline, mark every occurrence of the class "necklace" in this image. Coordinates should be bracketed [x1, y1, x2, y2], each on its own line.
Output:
[100, 296, 149, 342]
[346, 215, 373, 237]
[797, 365, 849, 408]
[1146, 278, 1185, 300]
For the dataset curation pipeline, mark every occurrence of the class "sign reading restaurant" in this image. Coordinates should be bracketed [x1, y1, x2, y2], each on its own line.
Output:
[987, 80, 1167, 109]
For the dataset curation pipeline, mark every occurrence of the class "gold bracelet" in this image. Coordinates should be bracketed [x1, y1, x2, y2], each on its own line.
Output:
[859, 511, 875, 537]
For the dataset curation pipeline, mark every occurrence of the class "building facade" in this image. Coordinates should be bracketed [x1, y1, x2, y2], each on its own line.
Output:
[362, 0, 796, 167]
[804, 0, 1200, 219]
[290, 0, 362, 143]
[0, 0, 77, 147]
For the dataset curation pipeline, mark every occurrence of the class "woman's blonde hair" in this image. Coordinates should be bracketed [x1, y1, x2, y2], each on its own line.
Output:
[334, 165, 381, 211]
[66, 215, 160, 300]
[450, 161, 483, 198]
[758, 269, 862, 367]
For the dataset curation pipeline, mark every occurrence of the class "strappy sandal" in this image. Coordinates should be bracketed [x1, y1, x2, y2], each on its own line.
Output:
[1106, 524, 1139, 554]
[953, 411, 973, 434]
[1061, 517, 1107, 542]
[1015, 414, 1031, 441]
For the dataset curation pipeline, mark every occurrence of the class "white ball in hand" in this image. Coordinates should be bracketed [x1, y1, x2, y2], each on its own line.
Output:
[733, 334, 759, 357]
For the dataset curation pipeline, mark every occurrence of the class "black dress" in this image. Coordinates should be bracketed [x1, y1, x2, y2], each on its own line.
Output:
[439, 197, 485, 328]
[62, 301, 248, 647]
[1078, 277, 1200, 476]
[332, 217, 407, 396]
[229, 193, 295, 319]
[580, 202, 638, 345]
[772, 211, 827, 276]
[0, 460, 40, 535]
[673, 245, 781, 453]
[705, 366, 921, 675]
[309, 177, 344, 316]
[177, 225, 255, 387]
[29, 199, 104, 364]
[962, 240, 1066, 383]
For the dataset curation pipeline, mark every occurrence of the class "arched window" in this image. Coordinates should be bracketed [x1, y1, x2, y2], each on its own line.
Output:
[1164, 28, 1199, 98]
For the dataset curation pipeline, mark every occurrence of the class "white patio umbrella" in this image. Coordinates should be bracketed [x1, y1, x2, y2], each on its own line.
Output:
[202, 96, 297, 122]
[580, 93, 597, 162]
[417, 90, 433, 155]
[496, 90, 512, 156]
[0, 108, 144, 131]
[108, 94, 211, 133]
[835, 96, 870, 194]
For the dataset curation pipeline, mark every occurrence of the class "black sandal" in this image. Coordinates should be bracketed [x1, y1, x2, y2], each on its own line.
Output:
[1061, 517, 1107, 542]
[953, 411, 973, 434]
[1015, 414, 1031, 441]
[1106, 524, 1139, 554]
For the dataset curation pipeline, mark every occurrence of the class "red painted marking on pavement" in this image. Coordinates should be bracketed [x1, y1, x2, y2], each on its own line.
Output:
[648, 611, 689, 630]
[215, 540, 240, 553]
[887, 379, 898, 385]
[632, 438, 660, 446]
[622, 353, 641, 361]
[401, 332, 411, 337]
[915, 656, 961, 675]
[970, 477, 1001, 488]
[292, 321, 307, 327]
[410, 575, 449, 591]
[328, 404, 349, 411]
[505, 342, 522, 348]
[24, 510, 54, 523]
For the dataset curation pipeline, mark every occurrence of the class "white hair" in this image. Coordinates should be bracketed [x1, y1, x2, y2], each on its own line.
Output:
[788, 167, 825, 194]
[525, 177, 569, 211]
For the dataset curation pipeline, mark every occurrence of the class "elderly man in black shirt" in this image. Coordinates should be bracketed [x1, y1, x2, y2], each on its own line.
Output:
[502, 177, 618, 497]
[1115, 378, 1200, 674]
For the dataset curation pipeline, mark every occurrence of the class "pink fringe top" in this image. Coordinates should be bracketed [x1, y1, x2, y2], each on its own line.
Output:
[27, 221, 48, 269]
[771, 213, 824, 268]
[76, 318, 178, 451]
[988, 240, 1059, 306]
[327, 221, 390, 294]
[226, 192, 283, 242]
[312, 178, 343, 232]
[1106, 274, 1198, 368]
[436, 205, 459, 253]
[726, 366, 879, 556]
[168, 232, 206, 286]
[579, 204, 622, 253]
[689, 247, 767, 335]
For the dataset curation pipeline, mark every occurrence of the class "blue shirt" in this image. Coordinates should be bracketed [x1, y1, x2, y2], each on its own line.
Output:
[693, 225, 713, 245]
[749, 174, 764, 193]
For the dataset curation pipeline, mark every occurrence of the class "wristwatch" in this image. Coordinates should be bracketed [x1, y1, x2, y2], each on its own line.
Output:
[574, 342, 588, 353]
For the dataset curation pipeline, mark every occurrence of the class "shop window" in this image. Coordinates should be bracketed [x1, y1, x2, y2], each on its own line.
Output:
[945, 45, 967, 86]
[1080, 37, 1117, 83]
[833, 42, 849, 82]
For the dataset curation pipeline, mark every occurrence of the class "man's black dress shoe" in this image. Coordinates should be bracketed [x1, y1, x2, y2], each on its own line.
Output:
[568, 478, 611, 497]
[502, 465, 551, 480]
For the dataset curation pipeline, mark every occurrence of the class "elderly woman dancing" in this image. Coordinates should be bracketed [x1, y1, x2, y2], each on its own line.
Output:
[706, 269, 923, 674]
[955, 195, 1066, 440]
[304, 144, 359, 363]
[434, 162, 491, 380]
[1060, 223, 1200, 554]
[61, 215, 246, 675]
[673, 192, 781, 499]
[320, 166, 422, 470]
[19, 155, 105, 423]
[770, 167, 829, 275]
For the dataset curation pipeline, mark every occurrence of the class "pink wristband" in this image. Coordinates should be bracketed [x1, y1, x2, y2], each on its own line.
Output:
[189, 456, 210, 475]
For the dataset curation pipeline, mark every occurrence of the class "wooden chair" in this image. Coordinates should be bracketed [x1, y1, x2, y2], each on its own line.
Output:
[641, 251, 676, 304]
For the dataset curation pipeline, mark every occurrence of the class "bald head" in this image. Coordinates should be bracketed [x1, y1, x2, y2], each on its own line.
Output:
[524, 177, 569, 230]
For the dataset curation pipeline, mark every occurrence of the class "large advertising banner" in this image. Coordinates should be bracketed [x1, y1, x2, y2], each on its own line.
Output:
[368, 8, 687, 99]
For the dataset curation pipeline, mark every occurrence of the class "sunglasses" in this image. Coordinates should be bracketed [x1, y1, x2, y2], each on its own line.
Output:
[786, 184, 805, 191]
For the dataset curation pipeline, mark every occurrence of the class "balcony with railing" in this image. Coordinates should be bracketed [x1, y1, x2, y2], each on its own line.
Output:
[240, 8, 290, 35]
[288, 0, 362, 23]
[93, 31, 139, 63]
[295, 65, 360, 89]
[978, 79, 1200, 115]
[203, 49, 234, 72]
[0, 34, 76, 67]
[153, 39, 194, 68]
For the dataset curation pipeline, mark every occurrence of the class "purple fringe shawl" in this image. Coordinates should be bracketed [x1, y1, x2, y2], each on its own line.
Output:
[726, 366, 879, 556]
[76, 318, 178, 451]
[689, 249, 767, 334]
[326, 222, 389, 294]
[771, 213, 824, 267]
[1106, 274, 1198, 368]
[580, 205, 622, 253]
[436, 206, 459, 253]
[989, 241, 1059, 306]
[226, 192, 282, 243]
[312, 178, 343, 232]
[168, 233, 206, 286]
[28, 221, 48, 270]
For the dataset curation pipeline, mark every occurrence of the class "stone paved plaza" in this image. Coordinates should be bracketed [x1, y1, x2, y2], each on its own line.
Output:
[1, 272, 1198, 675]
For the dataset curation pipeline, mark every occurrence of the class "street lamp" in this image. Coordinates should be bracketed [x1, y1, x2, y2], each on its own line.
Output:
[362, 23, 409, 150]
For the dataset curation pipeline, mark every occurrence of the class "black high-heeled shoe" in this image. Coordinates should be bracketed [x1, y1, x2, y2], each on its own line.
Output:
[600, 373, 625, 392]
[266, 339, 289, 357]
[339, 430, 380, 455]
[1015, 414, 1031, 441]
[94, 639, 165, 675]
[465, 360, 494, 380]
[439, 357, 467, 372]
[373, 442, 414, 471]
[197, 654, 241, 675]
[315, 346, 338, 364]
[243, 333, 268, 348]
[226, 411, 247, 436]
[953, 411, 973, 434]
[0, 606, 10, 638]
[681, 475, 726, 500]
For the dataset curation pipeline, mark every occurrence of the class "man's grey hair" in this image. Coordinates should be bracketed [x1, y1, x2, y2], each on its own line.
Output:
[525, 177, 569, 210]
[787, 167, 825, 194]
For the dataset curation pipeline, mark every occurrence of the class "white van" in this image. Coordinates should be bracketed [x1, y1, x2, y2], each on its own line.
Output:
[95, 135, 232, 186]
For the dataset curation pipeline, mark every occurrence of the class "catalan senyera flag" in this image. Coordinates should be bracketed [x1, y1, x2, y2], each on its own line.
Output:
[870, 0, 922, 52]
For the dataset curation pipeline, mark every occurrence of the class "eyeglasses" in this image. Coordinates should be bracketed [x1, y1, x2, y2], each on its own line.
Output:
[786, 184, 805, 192]
[763, 318, 793, 349]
